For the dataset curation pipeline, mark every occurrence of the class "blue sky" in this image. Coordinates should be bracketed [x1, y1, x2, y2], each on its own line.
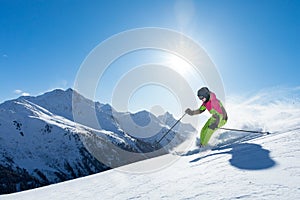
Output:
[1, 0, 299, 115]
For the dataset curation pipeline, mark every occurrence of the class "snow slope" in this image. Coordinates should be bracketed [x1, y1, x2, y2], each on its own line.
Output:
[1, 87, 300, 199]
[2, 127, 299, 199]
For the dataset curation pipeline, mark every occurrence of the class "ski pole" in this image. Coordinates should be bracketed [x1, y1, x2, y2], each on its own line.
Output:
[219, 127, 271, 135]
[157, 113, 187, 144]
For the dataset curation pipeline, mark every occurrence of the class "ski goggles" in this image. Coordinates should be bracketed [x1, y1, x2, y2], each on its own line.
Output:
[198, 95, 204, 100]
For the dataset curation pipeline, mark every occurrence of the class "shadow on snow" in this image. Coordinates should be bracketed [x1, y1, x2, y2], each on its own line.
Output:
[189, 143, 277, 170]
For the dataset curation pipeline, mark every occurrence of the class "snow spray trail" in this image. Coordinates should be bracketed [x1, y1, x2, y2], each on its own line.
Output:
[209, 87, 300, 147]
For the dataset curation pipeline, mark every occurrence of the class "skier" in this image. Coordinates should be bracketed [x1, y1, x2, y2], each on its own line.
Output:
[185, 87, 228, 147]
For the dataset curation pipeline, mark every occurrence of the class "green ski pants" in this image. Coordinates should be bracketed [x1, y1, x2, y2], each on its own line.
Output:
[200, 117, 227, 146]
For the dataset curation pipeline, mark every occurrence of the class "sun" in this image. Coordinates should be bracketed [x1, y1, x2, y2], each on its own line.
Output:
[162, 52, 206, 95]
[164, 53, 193, 76]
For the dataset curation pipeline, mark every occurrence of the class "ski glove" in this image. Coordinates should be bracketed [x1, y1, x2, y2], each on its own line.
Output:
[208, 122, 218, 130]
[185, 108, 194, 116]
[208, 114, 220, 130]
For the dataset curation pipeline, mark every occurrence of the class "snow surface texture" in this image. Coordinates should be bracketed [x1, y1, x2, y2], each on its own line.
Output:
[2, 87, 300, 199]
[2, 122, 300, 199]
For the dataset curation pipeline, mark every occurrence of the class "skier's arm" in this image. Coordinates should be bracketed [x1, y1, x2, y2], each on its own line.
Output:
[192, 109, 205, 115]
[185, 106, 206, 116]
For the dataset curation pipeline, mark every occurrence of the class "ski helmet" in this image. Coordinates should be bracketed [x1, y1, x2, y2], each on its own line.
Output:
[197, 87, 210, 102]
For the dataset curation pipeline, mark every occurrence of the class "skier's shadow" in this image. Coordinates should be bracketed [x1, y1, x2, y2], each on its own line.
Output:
[190, 143, 277, 170]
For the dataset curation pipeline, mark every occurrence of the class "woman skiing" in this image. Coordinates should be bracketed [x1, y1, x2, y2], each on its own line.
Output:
[185, 87, 228, 147]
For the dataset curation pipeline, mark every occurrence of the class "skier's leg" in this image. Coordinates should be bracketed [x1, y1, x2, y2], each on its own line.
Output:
[200, 119, 209, 145]
[218, 118, 227, 128]
[200, 118, 215, 146]
[201, 128, 215, 146]
[201, 117, 227, 146]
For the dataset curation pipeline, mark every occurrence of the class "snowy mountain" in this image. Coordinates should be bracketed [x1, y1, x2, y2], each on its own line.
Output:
[0, 88, 195, 194]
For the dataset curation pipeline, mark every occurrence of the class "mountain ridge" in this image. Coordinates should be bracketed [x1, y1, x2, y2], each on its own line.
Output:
[0, 88, 196, 194]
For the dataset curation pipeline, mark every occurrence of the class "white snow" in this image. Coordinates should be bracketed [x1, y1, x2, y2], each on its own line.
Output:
[2, 128, 300, 200]
[1, 87, 300, 199]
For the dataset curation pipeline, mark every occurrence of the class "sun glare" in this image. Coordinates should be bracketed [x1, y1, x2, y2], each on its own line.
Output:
[164, 53, 192, 76]
[162, 52, 206, 96]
